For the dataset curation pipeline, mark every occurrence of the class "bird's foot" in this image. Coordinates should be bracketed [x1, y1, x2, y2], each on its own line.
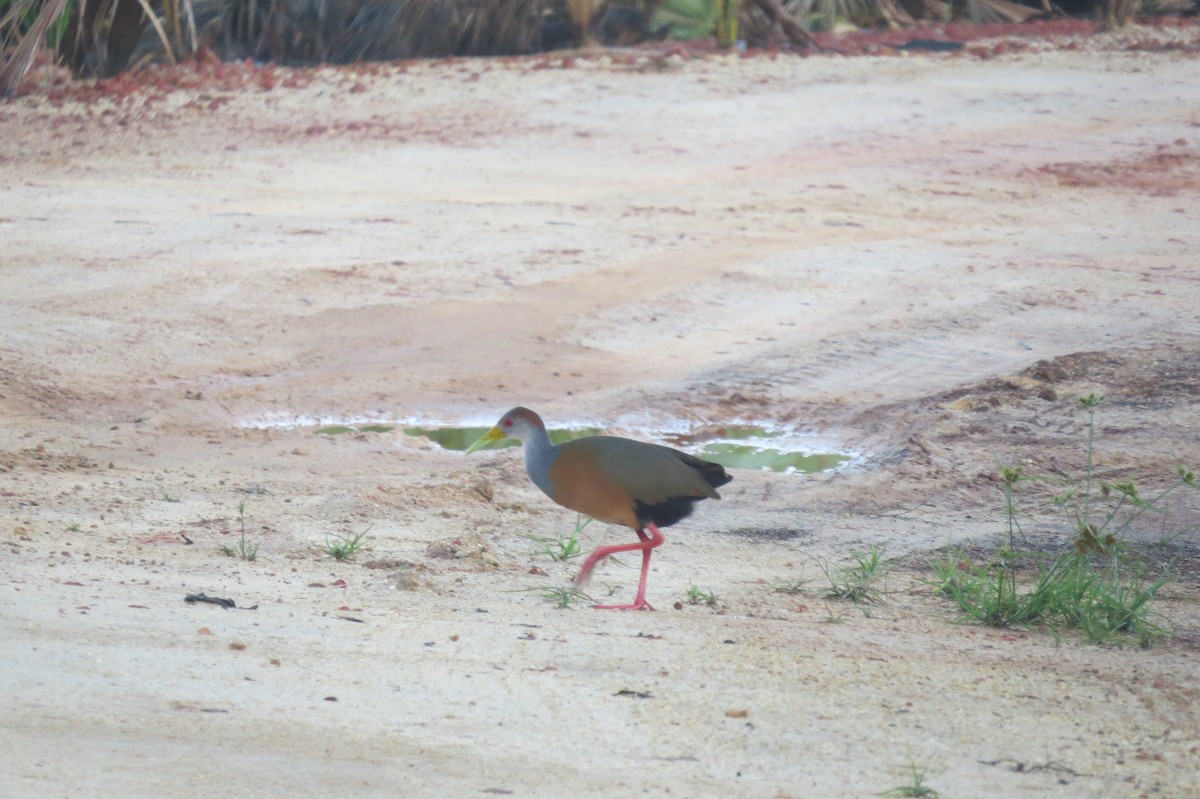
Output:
[592, 599, 655, 611]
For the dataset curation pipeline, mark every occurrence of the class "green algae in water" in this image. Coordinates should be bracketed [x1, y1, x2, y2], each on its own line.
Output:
[407, 422, 849, 474]
[665, 425, 849, 473]
[314, 425, 357, 435]
[404, 426, 603, 451]
[315, 424, 394, 435]
[696, 443, 849, 474]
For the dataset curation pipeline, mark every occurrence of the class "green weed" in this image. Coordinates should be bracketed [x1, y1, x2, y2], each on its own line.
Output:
[219, 500, 259, 561]
[931, 395, 1192, 647]
[525, 514, 590, 561]
[537, 584, 593, 609]
[820, 603, 849, 624]
[771, 567, 810, 595]
[883, 763, 939, 797]
[685, 584, 718, 606]
[822, 544, 889, 604]
[323, 526, 370, 561]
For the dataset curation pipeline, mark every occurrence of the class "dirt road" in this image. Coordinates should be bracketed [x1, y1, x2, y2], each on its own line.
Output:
[2, 26, 1199, 798]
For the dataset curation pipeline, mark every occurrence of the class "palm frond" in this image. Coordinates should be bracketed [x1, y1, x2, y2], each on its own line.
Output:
[1, 0, 69, 97]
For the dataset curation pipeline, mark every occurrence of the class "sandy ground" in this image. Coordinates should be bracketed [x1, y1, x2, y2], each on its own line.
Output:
[3, 26, 1200, 798]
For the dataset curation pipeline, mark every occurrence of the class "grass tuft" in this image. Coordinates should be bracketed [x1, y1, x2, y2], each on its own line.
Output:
[821, 544, 889, 604]
[536, 584, 593, 609]
[685, 584, 718, 606]
[882, 763, 939, 797]
[820, 603, 849, 624]
[323, 526, 370, 561]
[771, 568, 810, 595]
[219, 500, 259, 561]
[525, 514, 590, 561]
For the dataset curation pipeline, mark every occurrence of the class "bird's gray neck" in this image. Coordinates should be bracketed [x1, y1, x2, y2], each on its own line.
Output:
[522, 428, 557, 499]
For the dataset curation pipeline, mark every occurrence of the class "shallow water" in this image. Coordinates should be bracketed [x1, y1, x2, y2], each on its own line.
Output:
[407, 422, 851, 473]
[305, 420, 852, 474]
[402, 425, 604, 451]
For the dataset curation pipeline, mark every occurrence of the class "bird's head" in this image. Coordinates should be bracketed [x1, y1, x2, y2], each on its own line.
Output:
[465, 407, 546, 453]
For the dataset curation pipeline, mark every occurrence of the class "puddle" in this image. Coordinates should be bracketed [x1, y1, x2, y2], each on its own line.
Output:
[663, 425, 852, 474]
[315, 424, 395, 435]
[281, 419, 851, 474]
[402, 426, 603, 451]
[689, 443, 848, 474]
[407, 422, 852, 474]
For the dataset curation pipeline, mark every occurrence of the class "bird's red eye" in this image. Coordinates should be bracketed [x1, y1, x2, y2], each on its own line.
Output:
[503, 419, 513, 427]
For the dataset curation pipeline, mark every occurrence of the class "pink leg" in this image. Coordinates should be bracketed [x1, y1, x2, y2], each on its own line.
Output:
[576, 523, 664, 611]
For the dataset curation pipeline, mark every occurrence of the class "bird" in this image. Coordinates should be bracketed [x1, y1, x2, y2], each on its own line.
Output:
[465, 407, 731, 610]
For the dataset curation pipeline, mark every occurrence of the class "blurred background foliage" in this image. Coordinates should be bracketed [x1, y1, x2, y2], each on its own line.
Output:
[2, 0, 1192, 95]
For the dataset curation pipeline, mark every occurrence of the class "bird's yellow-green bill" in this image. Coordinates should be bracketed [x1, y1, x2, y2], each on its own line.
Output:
[464, 426, 506, 454]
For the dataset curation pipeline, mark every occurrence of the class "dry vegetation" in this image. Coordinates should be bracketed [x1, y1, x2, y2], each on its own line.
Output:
[3, 0, 1193, 94]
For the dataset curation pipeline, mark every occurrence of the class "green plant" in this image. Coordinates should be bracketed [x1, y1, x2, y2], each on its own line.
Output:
[219, 500, 259, 561]
[537, 584, 593, 609]
[822, 544, 889, 604]
[685, 584, 718, 606]
[931, 396, 1194, 647]
[772, 576, 810, 595]
[933, 547, 1048, 628]
[820, 603, 848, 624]
[323, 526, 370, 561]
[158, 486, 180, 502]
[934, 545, 1174, 646]
[999, 464, 1031, 549]
[715, 0, 738, 47]
[784, 0, 876, 32]
[883, 763, 939, 797]
[1053, 396, 1193, 560]
[654, 0, 720, 39]
[525, 515, 590, 561]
